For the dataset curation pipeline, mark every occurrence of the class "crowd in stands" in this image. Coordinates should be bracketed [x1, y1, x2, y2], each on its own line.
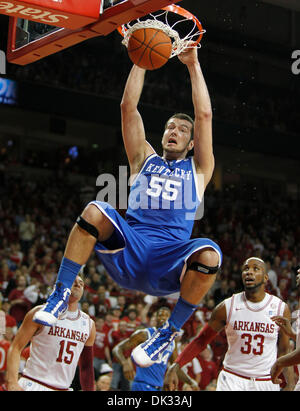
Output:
[0, 164, 299, 390]
[7, 30, 300, 136]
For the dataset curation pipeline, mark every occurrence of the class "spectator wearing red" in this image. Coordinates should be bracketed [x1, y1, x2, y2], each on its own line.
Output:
[278, 241, 293, 261]
[177, 336, 202, 390]
[121, 309, 141, 334]
[0, 263, 14, 294]
[29, 263, 44, 284]
[94, 289, 111, 316]
[93, 317, 112, 379]
[197, 297, 215, 324]
[197, 346, 219, 390]
[103, 311, 115, 334]
[109, 320, 132, 391]
[7, 275, 32, 326]
[116, 295, 127, 314]
[0, 301, 17, 334]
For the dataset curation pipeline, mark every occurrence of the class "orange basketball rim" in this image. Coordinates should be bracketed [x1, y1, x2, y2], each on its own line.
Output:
[118, 4, 205, 58]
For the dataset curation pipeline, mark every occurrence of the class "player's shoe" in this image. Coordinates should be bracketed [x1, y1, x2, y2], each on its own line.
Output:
[33, 282, 71, 327]
[131, 320, 179, 367]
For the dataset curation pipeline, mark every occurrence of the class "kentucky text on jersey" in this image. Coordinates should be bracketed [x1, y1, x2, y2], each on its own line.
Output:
[126, 154, 203, 231]
[233, 321, 275, 334]
[48, 326, 89, 343]
[144, 162, 193, 180]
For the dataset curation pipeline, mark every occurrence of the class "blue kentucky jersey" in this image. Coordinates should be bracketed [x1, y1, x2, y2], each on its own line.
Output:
[126, 154, 202, 241]
[134, 327, 175, 387]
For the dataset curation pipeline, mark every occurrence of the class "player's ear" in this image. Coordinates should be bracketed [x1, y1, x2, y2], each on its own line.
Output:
[264, 272, 269, 284]
[188, 139, 194, 151]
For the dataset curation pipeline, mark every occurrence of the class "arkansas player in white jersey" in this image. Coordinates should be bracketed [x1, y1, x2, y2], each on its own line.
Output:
[165, 257, 294, 391]
[6, 275, 96, 391]
[270, 268, 300, 390]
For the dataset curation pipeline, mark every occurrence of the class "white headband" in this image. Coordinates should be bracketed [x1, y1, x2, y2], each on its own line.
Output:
[245, 257, 265, 264]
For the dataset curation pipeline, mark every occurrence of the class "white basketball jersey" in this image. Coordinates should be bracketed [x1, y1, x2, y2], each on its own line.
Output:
[295, 309, 300, 378]
[223, 292, 286, 379]
[23, 310, 93, 390]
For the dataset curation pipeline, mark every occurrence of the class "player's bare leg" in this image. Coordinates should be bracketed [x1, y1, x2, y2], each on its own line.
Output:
[33, 204, 114, 326]
[64, 204, 114, 263]
[180, 248, 219, 305]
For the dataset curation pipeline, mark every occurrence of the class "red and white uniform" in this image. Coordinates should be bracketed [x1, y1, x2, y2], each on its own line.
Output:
[0, 339, 10, 384]
[217, 292, 286, 391]
[294, 309, 300, 391]
[19, 310, 93, 391]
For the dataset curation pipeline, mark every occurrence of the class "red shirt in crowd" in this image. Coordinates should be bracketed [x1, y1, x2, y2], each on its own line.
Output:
[109, 328, 132, 362]
[93, 329, 110, 360]
[197, 356, 219, 390]
[7, 289, 32, 323]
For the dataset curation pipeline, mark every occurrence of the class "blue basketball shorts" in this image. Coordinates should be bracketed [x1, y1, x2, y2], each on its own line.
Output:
[89, 201, 222, 297]
[131, 380, 162, 391]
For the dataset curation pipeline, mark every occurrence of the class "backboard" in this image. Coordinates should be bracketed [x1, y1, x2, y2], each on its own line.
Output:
[3, 0, 180, 65]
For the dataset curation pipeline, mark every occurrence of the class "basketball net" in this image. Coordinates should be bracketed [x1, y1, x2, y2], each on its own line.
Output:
[118, 5, 205, 58]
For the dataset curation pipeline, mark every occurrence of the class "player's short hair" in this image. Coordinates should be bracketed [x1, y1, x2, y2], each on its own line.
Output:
[157, 306, 171, 315]
[77, 270, 85, 283]
[166, 113, 194, 140]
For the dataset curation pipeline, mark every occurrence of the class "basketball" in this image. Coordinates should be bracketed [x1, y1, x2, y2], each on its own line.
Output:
[127, 28, 172, 70]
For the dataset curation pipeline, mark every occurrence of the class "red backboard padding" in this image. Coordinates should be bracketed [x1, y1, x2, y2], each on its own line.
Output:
[0, 0, 101, 29]
[5, 0, 180, 65]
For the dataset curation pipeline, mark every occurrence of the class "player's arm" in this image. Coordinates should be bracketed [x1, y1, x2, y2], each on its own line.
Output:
[271, 305, 295, 390]
[6, 307, 42, 391]
[112, 329, 148, 381]
[120, 65, 155, 175]
[271, 315, 296, 341]
[164, 301, 226, 391]
[271, 347, 300, 384]
[79, 320, 96, 391]
[178, 46, 214, 189]
[167, 344, 199, 391]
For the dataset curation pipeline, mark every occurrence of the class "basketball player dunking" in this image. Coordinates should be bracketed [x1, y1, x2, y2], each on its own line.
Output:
[33, 46, 222, 368]
[6, 275, 96, 391]
[164, 257, 294, 391]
